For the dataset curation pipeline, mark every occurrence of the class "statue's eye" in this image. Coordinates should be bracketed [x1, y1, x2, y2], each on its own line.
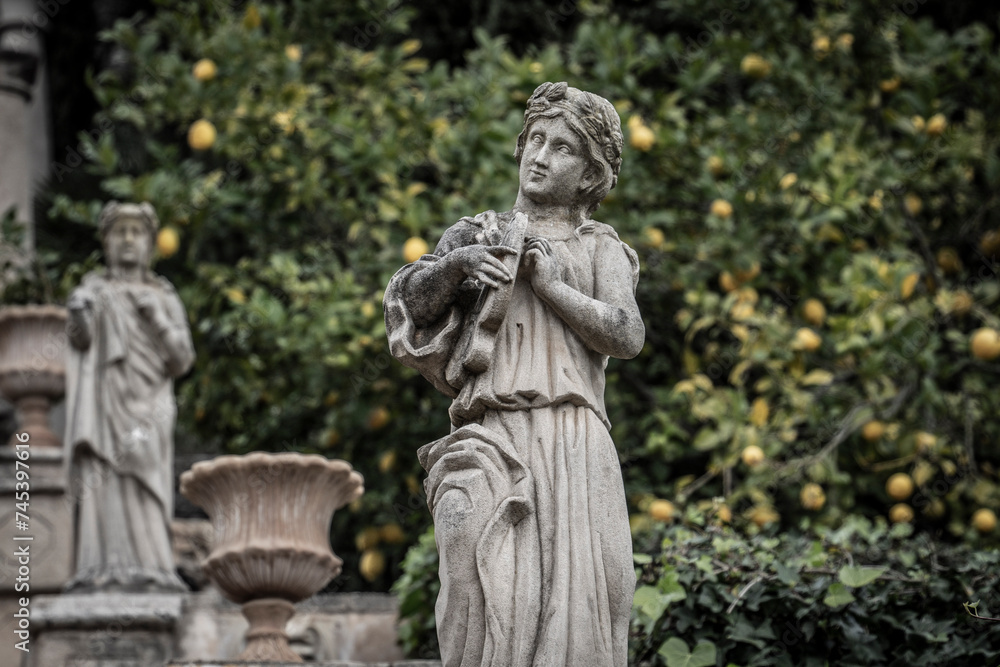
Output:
[531, 134, 544, 144]
[558, 144, 571, 154]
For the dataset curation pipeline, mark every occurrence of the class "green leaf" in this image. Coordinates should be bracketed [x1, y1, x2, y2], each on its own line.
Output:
[838, 565, 887, 588]
[633, 553, 653, 565]
[658, 637, 717, 667]
[823, 582, 857, 608]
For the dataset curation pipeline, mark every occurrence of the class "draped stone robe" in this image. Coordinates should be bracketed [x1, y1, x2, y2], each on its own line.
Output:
[385, 211, 639, 667]
[64, 271, 194, 591]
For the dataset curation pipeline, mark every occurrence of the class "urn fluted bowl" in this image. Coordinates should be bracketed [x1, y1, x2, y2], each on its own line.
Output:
[0, 305, 67, 447]
[180, 452, 364, 662]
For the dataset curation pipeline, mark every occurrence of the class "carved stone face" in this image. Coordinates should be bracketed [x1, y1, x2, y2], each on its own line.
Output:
[517, 116, 591, 208]
[104, 215, 151, 270]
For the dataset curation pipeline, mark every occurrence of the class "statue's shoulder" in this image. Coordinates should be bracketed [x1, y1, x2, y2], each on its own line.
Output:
[436, 210, 513, 254]
[148, 273, 181, 297]
[75, 270, 108, 292]
[587, 220, 624, 243]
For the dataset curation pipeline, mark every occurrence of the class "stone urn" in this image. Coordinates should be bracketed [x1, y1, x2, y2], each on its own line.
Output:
[179, 452, 364, 662]
[0, 305, 67, 447]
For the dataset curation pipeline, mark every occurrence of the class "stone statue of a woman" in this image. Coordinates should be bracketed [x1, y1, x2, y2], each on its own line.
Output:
[64, 201, 194, 591]
[385, 82, 643, 666]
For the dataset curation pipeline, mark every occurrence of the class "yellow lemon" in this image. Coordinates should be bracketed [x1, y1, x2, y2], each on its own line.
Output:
[970, 328, 1000, 361]
[885, 473, 914, 501]
[710, 199, 733, 218]
[403, 236, 430, 263]
[900, 272, 920, 300]
[748, 504, 779, 527]
[707, 155, 725, 177]
[740, 54, 771, 79]
[367, 406, 390, 430]
[192, 58, 217, 81]
[812, 35, 831, 58]
[716, 505, 732, 523]
[862, 420, 885, 442]
[911, 115, 925, 133]
[803, 299, 826, 327]
[972, 508, 997, 534]
[835, 33, 854, 51]
[792, 328, 822, 352]
[629, 123, 655, 151]
[914, 431, 937, 452]
[719, 271, 738, 293]
[936, 246, 962, 275]
[879, 77, 901, 93]
[889, 503, 914, 524]
[285, 44, 302, 62]
[643, 226, 665, 249]
[926, 113, 947, 137]
[156, 227, 179, 258]
[731, 301, 754, 321]
[779, 173, 798, 190]
[355, 527, 381, 551]
[741, 444, 765, 467]
[749, 397, 769, 427]
[378, 450, 397, 473]
[380, 523, 407, 544]
[359, 549, 386, 582]
[649, 499, 676, 522]
[224, 287, 246, 305]
[187, 119, 217, 150]
[904, 193, 923, 216]
[800, 483, 826, 511]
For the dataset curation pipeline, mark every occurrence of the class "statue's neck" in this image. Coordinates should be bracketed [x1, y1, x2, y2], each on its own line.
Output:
[512, 194, 587, 234]
[107, 265, 146, 283]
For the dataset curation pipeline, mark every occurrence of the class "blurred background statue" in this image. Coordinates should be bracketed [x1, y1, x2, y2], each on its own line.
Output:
[385, 82, 643, 666]
[64, 201, 194, 592]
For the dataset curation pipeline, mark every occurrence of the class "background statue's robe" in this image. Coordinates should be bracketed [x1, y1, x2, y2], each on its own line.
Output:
[385, 211, 639, 667]
[65, 271, 194, 590]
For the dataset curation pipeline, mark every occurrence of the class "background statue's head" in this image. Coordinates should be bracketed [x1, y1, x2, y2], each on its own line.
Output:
[98, 201, 159, 271]
[514, 82, 623, 214]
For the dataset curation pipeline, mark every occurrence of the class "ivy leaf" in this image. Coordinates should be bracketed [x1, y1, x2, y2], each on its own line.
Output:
[824, 582, 857, 608]
[839, 565, 887, 588]
[658, 637, 717, 667]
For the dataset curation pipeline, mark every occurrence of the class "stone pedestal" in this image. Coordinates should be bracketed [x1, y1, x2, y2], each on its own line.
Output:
[177, 589, 409, 663]
[27, 592, 184, 667]
[0, 446, 72, 667]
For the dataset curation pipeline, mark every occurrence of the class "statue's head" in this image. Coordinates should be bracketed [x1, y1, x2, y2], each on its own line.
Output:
[98, 201, 159, 271]
[514, 82, 623, 214]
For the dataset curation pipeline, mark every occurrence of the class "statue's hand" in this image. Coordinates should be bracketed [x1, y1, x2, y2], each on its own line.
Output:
[131, 287, 167, 327]
[524, 236, 561, 297]
[446, 244, 517, 289]
[67, 291, 94, 314]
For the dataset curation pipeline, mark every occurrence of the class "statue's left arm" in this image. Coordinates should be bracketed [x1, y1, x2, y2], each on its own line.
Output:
[526, 232, 644, 359]
[137, 281, 195, 378]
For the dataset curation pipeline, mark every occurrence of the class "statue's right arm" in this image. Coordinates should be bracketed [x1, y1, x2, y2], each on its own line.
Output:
[66, 291, 94, 351]
[403, 226, 515, 328]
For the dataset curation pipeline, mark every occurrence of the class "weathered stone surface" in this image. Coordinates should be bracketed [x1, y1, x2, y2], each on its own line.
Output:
[0, 447, 73, 591]
[384, 81, 640, 666]
[27, 592, 184, 667]
[179, 453, 365, 662]
[64, 201, 194, 593]
[176, 590, 406, 663]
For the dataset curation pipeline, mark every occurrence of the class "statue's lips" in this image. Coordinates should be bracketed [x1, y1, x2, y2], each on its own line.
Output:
[528, 169, 547, 180]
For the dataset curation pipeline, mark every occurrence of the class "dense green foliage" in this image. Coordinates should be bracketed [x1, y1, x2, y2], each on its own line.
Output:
[7, 0, 1000, 658]
[395, 517, 1000, 664]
